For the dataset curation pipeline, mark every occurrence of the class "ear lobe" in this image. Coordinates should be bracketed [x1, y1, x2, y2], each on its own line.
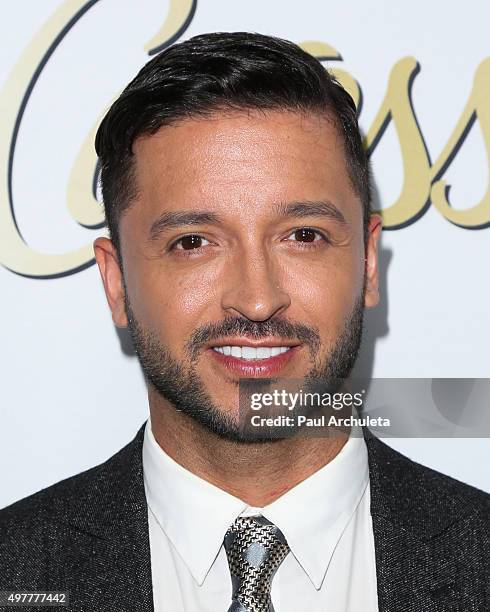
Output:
[93, 237, 128, 327]
[363, 214, 382, 309]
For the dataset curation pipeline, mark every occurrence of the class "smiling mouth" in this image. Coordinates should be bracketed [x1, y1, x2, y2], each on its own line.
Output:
[207, 342, 301, 377]
[212, 345, 292, 360]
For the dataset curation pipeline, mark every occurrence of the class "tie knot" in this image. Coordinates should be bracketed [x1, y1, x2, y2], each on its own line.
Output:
[223, 515, 290, 612]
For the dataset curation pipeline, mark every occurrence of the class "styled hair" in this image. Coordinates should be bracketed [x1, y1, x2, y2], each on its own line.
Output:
[95, 32, 371, 255]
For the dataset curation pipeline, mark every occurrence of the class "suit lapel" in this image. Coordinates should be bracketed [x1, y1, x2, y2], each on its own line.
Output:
[364, 427, 474, 612]
[47, 424, 153, 612]
[370, 512, 460, 612]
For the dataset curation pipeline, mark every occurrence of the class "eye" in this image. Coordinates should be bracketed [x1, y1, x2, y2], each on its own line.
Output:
[172, 235, 210, 250]
[286, 228, 326, 243]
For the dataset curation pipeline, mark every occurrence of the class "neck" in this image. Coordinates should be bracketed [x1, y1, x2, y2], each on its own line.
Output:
[148, 388, 348, 507]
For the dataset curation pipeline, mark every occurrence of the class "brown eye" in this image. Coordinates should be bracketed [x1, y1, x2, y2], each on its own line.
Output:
[292, 228, 320, 242]
[175, 235, 208, 250]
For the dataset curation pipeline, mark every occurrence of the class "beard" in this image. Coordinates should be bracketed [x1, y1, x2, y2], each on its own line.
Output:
[125, 289, 365, 444]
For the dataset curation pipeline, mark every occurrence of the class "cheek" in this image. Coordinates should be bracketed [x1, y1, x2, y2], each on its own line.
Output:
[284, 250, 363, 328]
[124, 259, 223, 345]
[172, 270, 221, 318]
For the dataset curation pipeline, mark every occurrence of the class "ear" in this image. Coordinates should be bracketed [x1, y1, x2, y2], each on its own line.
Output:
[363, 214, 382, 309]
[93, 237, 128, 327]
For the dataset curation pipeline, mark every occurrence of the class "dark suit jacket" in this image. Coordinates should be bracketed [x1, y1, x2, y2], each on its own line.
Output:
[0, 424, 488, 611]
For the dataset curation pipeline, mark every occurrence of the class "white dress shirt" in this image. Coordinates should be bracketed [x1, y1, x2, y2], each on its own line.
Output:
[142, 419, 379, 611]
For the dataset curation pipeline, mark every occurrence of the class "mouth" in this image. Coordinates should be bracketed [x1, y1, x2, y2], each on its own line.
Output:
[207, 341, 301, 377]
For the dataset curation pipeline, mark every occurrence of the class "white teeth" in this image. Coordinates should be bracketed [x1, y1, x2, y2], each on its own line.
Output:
[242, 347, 256, 359]
[212, 346, 291, 360]
[230, 346, 242, 358]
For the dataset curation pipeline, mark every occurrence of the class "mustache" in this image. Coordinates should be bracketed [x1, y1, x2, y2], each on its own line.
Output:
[186, 316, 321, 359]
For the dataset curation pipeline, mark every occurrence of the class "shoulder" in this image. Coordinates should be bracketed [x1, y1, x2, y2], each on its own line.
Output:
[363, 429, 489, 536]
[1, 423, 146, 528]
[0, 423, 147, 580]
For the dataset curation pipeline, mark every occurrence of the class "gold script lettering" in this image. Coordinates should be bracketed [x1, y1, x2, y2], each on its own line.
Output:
[68, 0, 197, 231]
[0, 0, 95, 277]
[364, 58, 432, 228]
[0, 0, 193, 277]
[430, 58, 490, 228]
[303, 47, 432, 229]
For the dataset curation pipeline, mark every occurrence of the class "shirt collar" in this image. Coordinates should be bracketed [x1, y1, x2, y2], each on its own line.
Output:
[256, 425, 369, 588]
[143, 418, 369, 589]
[143, 420, 248, 585]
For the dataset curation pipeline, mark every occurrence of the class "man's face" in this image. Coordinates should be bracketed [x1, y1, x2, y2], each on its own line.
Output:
[95, 110, 381, 440]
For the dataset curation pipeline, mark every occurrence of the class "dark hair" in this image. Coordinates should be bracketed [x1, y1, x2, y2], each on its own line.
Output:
[95, 32, 371, 255]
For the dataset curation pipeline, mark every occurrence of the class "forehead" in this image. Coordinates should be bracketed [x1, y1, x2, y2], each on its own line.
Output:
[131, 109, 360, 224]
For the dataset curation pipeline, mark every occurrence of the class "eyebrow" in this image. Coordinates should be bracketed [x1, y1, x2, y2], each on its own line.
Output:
[148, 211, 222, 241]
[272, 200, 347, 225]
[148, 200, 347, 241]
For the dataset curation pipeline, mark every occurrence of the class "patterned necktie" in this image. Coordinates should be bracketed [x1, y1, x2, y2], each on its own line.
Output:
[223, 515, 290, 612]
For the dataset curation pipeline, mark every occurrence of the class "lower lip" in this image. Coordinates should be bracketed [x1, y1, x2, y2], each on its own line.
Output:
[207, 346, 300, 377]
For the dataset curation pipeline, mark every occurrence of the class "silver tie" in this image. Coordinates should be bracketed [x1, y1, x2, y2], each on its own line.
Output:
[223, 515, 290, 612]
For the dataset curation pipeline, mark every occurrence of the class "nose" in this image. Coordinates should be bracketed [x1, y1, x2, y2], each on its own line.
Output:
[220, 246, 291, 321]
